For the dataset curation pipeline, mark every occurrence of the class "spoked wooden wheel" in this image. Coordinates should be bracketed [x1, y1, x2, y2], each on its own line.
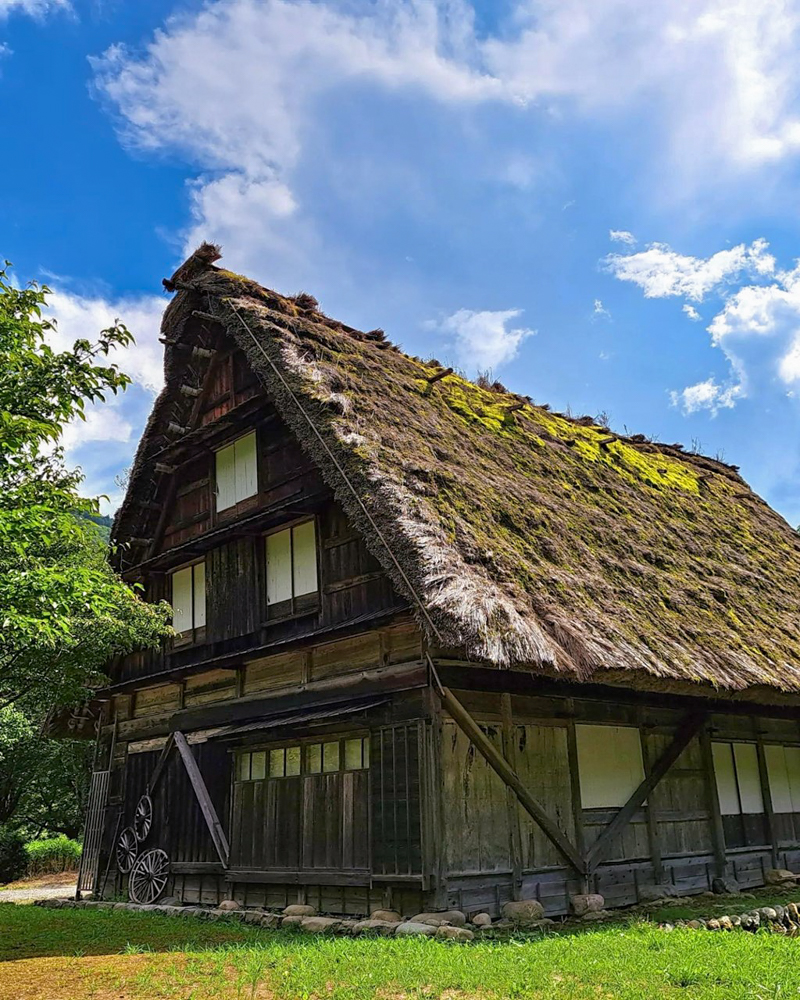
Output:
[116, 826, 138, 874]
[133, 794, 153, 842]
[128, 848, 170, 904]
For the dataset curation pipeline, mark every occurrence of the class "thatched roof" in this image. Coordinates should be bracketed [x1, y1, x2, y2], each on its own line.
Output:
[114, 244, 800, 694]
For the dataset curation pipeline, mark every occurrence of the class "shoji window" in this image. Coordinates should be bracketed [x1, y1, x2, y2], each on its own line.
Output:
[712, 741, 766, 848]
[170, 561, 206, 635]
[215, 431, 258, 511]
[265, 520, 318, 613]
[765, 745, 800, 813]
[575, 725, 645, 809]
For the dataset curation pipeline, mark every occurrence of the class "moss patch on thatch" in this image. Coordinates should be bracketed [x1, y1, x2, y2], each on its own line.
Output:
[117, 246, 800, 694]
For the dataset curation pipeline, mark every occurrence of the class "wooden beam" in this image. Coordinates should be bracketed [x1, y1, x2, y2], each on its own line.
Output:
[154, 463, 176, 475]
[584, 711, 706, 873]
[192, 310, 220, 324]
[174, 731, 230, 867]
[700, 726, 727, 877]
[147, 733, 175, 796]
[180, 385, 203, 398]
[192, 346, 215, 360]
[438, 686, 586, 874]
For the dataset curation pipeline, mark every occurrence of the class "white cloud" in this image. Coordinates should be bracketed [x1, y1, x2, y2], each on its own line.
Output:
[0, 0, 69, 18]
[431, 307, 535, 370]
[604, 238, 775, 301]
[682, 303, 702, 321]
[608, 236, 800, 413]
[91, 0, 800, 280]
[609, 230, 636, 246]
[593, 298, 611, 319]
[670, 378, 743, 415]
[39, 288, 166, 508]
[45, 289, 166, 392]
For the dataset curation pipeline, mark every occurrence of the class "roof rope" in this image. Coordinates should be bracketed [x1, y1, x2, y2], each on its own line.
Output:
[218, 297, 446, 648]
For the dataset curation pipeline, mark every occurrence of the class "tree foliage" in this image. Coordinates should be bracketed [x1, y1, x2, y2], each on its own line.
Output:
[0, 260, 172, 712]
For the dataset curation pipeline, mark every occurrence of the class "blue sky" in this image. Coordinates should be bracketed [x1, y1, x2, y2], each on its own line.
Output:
[4, 0, 800, 525]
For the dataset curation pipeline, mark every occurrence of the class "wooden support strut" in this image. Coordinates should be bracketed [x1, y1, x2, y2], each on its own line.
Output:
[437, 686, 586, 874]
[173, 732, 230, 867]
[583, 711, 706, 873]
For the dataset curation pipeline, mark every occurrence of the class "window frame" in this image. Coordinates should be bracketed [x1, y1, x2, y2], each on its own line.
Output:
[574, 723, 646, 810]
[263, 517, 320, 621]
[214, 430, 259, 515]
[169, 559, 207, 645]
[711, 739, 768, 849]
[234, 733, 370, 783]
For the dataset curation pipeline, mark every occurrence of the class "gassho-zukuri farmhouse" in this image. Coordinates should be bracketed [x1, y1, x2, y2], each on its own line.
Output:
[64, 243, 800, 919]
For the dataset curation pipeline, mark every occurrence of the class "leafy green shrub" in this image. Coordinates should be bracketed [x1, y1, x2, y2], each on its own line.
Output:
[25, 835, 82, 875]
[0, 827, 27, 884]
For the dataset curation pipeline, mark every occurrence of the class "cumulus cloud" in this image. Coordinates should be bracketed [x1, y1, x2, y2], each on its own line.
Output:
[45, 289, 165, 392]
[91, 0, 800, 281]
[609, 230, 636, 246]
[608, 237, 800, 413]
[670, 378, 744, 416]
[40, 289, 166, 508]
[431, 307, 535, 370]
[604, 238, 775, 301]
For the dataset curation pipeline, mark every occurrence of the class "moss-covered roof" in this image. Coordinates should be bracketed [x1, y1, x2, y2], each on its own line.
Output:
[115, 245, 800, 694]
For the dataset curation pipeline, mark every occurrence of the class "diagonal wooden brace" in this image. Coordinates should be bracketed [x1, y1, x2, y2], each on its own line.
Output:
[584, 711, 706, 873]
[438, 686, 586, 874]
[174, 731, 230, 867]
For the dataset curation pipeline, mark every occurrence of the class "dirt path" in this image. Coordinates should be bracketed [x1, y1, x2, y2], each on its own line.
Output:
[0, 884, 76, 903]
[0, 874, 77, 904]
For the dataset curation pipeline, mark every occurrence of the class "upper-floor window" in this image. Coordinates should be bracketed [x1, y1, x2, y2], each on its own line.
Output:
[265, 519, 318, 614]
[215, 431, 257, 511]
[575, 724, 645, 809]
[171, 560, 206, 635]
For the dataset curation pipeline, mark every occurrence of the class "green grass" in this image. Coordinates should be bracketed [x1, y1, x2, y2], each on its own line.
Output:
[3, 899, 800, 1000]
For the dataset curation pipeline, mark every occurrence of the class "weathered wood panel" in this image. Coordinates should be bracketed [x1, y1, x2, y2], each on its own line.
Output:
[244, 650, 305, 695]
[184, 670, 237, 707]
[514, 724, 575, 870]
[133, 684, 182, 719]
[206, 538, 260, 641]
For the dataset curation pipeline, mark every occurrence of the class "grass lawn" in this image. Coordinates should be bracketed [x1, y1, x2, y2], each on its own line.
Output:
[3, 894, 800, 1000]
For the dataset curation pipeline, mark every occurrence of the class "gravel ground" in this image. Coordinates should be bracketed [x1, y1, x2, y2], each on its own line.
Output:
[0, 885, 76, 904]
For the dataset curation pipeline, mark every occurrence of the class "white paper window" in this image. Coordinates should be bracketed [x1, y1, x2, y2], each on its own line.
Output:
[712, 741, 764, 815]
[170, 562, 206, 634]
[215, 432, 258, 511]
[265, 521, 318, 606]
[766, 745, 800, 813]
[576, 724, 645, 809]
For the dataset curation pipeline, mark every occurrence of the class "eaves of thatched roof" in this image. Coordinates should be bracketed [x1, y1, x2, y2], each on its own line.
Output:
[114, 244, 800, 695]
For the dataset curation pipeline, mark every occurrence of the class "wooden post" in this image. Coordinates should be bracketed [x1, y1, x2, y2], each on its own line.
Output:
[438, 686, 585, 874]
[565, 713, 588, 893]
[585, 712, 705, 873]
[500, 693, 523, 898]
[754, 721, 778, 868]
[639, 713, 664, 884]
[700, 725, 727, 877]
[174, 731, 230, 866]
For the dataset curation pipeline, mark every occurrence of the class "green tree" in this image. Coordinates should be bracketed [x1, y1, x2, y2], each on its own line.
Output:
[0, 260, 172, 712]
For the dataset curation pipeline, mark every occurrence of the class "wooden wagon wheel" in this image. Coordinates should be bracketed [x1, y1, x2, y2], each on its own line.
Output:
[116, 826, 138, 874]
[133, 794, 153, 842]
[128, 848, 170, 905]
